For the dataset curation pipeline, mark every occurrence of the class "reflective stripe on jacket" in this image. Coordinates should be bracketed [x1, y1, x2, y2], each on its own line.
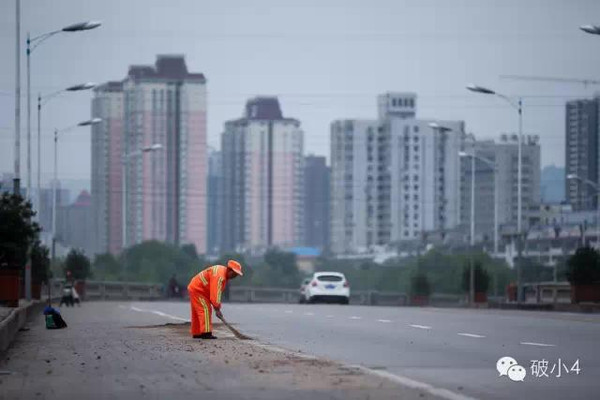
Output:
[188, 265, 228, 309]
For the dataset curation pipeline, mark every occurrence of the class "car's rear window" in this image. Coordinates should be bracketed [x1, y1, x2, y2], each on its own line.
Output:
[317, 275, 343, 282]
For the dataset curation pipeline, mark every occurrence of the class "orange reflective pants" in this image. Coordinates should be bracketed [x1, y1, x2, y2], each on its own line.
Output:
[189, 291, 212, 336]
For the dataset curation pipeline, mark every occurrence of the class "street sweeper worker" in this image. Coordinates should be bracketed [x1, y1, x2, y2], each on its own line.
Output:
[187, 260, 243, 339]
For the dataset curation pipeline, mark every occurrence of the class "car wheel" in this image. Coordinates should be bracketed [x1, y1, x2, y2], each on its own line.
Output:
[341, 297, 349, 305]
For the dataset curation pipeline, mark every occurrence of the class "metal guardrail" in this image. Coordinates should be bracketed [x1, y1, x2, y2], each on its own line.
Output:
[49, 279, 163, 301]
[46, 280, 487, 307]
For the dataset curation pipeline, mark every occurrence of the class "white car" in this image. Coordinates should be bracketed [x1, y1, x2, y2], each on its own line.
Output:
[303, 272, 350, 304]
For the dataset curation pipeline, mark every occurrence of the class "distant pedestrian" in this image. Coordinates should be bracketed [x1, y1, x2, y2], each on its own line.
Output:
[60, 284, 74, 307]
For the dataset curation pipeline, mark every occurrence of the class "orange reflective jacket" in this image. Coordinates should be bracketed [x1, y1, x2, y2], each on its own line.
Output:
[188, 265, 228, 309]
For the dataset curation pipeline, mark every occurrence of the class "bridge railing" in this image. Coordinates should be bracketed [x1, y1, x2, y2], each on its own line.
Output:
[46, 280, 479, 307]
[49, 279, 163, 301]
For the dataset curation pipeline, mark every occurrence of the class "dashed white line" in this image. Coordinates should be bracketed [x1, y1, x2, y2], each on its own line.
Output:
[377, 319, 392, 323]
[127, 306, 189, 322]
[284, 310, 293, 314]
[520, 341, 556, 347]
[409, 324, 432, 330]
[304, 312, 315, 316]
[150, 310, 188, 322]
[326, 315, 334, 318]
[349, 316, 362, 320]
[457, 333, 485, 338]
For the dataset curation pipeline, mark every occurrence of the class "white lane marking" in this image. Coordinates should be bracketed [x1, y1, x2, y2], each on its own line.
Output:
[377, 319, 392, 323]
[247, 341, 476, 400]
[409, 324, 431, 330]
[304, 312, 315, 316]
[457, 333, 485, 338]
[351, 365, 478, 400]
[520, 341, 556, 347]
[151, 310, 188, 322]
[128, 306, 189, 322]
[284, 310, 293, 314]
[326, 315, 334, 318]
[349, 316, 362, 320]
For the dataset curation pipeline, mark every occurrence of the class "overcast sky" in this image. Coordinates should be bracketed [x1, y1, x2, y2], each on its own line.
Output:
[2, 0, 600, 187]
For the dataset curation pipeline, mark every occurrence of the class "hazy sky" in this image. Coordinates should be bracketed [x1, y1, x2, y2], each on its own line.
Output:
[2, 0, 600, 187]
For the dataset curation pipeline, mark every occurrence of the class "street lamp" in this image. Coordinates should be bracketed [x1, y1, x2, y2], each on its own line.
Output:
[52, 118, 102, 262]
[580, 25, 600, 35]
[37, 82, 96, 213]
[566, 174, 600, 248]
[459, 146, 498, 304]
[467, 83, 524, 303]
[26, 20, 101, 205]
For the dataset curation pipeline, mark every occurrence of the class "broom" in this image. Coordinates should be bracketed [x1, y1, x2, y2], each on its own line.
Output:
[216, 314, 251, 340]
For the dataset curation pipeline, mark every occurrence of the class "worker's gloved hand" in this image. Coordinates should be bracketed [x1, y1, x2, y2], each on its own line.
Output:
[215, 309, 224, 320]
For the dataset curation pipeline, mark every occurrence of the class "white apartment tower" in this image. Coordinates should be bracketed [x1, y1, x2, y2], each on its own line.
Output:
[330, 93, 464, 254]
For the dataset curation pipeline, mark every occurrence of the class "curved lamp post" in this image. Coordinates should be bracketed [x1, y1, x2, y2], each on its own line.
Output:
[466, 83, 524, 303]
[51, 118, 102, 262]
[26, 20, 101, 202]
[37, 82, 96, 213]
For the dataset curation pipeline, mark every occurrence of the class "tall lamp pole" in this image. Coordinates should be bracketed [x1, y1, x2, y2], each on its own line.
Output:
[24, 20, 100, 301]
[37, 83, 96, 214]
[14, 0, 21, 195]
[26, 21, 101, 201]
[52, 119, 102, 263]
[467, 84, 523, 303]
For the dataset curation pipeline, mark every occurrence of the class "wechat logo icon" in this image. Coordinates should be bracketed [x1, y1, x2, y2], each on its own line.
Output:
[497, 356, 526, 382]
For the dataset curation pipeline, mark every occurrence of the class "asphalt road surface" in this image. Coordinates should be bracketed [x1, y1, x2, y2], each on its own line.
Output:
[0, 302, 446, 400]
[129, 301, 600, 400]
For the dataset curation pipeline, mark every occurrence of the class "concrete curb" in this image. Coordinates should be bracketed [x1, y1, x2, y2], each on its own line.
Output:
[0, 301, 44, 353]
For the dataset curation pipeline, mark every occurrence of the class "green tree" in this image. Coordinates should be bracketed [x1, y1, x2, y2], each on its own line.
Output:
[93, 253, 123, 281]
[566, 246, 600, 285]
[410, 272, 431, 296]
[248, 249, 300, 288]
[64, 249, 92, 281]
[31, 240, 51, 284]
[0, 192, 40, 271]
[120, 241, 204, 284]
[461, 261, 490, 293]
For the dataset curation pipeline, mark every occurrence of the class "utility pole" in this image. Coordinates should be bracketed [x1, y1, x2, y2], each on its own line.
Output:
[14, 0, 21, 195]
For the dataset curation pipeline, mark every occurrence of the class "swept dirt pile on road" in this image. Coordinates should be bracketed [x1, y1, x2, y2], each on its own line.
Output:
[140, 322, 437, 399]
[1, 303, 442, 399]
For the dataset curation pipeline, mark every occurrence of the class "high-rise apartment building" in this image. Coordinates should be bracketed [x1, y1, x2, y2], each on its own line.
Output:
[303, 155, 330, 250]
[56, 190, 95, 256]
[221, 97, 304, 252]
[460, 134, 541, 243]
[91, 55, 207, 254]
[330, 93, 464, 254]
[91, 81, 124, 255]
[565, 98, 599, 211]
